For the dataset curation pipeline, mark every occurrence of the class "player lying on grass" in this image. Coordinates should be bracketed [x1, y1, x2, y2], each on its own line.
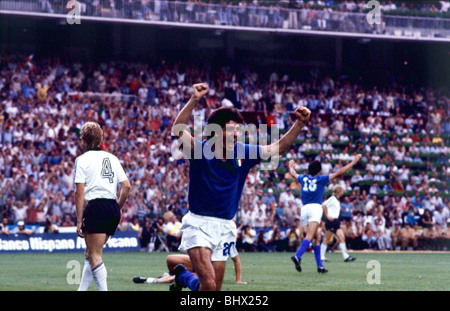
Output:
[170, 83, 311, 291]
[320, 185, 356, 263]
[133, 253, 247, 285]
[288, 154, 361, 274]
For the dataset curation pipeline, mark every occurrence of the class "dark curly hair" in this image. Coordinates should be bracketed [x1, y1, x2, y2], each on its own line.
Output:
[308, 160, 322, 176]
[206, 107, 244, 128]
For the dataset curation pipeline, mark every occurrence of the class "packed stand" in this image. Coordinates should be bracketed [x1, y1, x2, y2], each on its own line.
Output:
[0, 54, 449, 252]
[31, 1, 450, 37]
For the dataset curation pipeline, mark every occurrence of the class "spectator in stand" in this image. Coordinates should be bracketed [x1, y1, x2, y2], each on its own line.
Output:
[264, 188, 276, 206]
[61, 214, 75, 227]
[163, 214, 182, 251]
[287, 217, 302, 251]
[11, 220, 34, 236]
[268, 225, 289, 252]
[240, 224, 256, 252]
[340, 196, 354, 222]
[361, 223, 377, 249]
[0, 217, 10, 236]
[391, 222, 402, 250]
[400, 223, 418, 250]
[374, 218, 392, 250]
[254, 228, 273, 252]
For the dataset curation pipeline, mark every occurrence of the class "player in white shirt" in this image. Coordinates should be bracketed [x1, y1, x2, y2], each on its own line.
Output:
[320, 185, 356, 262]
[74, 122, 131, 291]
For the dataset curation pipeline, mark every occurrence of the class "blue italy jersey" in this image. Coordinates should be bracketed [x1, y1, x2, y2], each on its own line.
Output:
[188, 138, 261, 220]
[297, 174, 330, 205]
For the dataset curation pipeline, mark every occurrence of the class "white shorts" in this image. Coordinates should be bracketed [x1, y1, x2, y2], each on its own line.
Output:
[178, 212, 238, 262]
[301, 203, 323, 224]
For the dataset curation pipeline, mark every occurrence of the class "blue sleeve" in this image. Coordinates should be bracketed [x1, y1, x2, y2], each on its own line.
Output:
[297, 174, 305, 185]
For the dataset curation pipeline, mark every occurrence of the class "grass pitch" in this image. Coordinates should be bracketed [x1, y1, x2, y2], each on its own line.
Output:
[0, 251, 448, 291]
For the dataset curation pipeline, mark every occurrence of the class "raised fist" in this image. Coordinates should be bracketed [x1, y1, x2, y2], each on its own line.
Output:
[294, 106, 311, 123]
[192, 83, 208, 100]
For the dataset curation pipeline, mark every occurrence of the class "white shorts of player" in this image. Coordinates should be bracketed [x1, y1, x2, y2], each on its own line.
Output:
[301, 203, 323, 224]
[178, 212, 238, 262]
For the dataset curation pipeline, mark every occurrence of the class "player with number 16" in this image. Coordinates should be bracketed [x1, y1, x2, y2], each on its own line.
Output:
[288, 154, 362, 273]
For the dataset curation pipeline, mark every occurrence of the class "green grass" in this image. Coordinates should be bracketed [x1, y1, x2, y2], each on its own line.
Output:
[0, 251, 448, 291]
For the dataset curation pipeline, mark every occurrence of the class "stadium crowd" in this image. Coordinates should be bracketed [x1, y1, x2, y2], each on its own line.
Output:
[55, 0, 450, 17]
[0, 55, 449, 253]
[35, 0, 450, 33]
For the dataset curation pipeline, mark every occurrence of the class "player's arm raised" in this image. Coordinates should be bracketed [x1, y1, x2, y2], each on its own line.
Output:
[329, 154, 362, 181]
[288, 160, 299, 180]
[171, 83, 208, 150]
[260, 106, 311, 158]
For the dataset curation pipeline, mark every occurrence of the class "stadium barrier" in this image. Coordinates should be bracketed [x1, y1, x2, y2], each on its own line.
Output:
[0, 0, 449, 41]
[0, 230, 140, 253]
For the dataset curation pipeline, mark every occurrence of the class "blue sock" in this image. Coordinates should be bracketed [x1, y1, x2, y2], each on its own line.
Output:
[178, 269, 199, 291]
[313, 245, 323, 268]
[295, 239, 310, 259]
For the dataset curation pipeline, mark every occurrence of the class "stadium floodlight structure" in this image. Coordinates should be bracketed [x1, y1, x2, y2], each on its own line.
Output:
[1, 0, 450, 42]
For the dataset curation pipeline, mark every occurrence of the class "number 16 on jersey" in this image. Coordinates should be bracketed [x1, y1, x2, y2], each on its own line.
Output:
[302, 177, 317, 192]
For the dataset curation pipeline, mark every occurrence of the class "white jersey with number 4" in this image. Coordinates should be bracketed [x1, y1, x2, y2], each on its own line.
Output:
[323, 195, 341, 220]
[74, 150, 128, 202]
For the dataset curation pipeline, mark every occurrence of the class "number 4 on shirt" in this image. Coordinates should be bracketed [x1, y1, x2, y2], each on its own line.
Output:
[101, 158, 115, 183]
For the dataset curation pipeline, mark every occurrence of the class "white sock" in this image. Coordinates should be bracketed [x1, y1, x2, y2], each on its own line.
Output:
[78, 259, 93, 291]
[339, 242, 349, 260]
[146, 277, 156, 284]
[92, 262, 108, 291]
[320, 243, 327, 260]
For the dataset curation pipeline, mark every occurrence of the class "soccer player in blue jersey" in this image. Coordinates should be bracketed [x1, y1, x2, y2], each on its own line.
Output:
[288, 154, 361, 273]
[170, 83, 311, 291]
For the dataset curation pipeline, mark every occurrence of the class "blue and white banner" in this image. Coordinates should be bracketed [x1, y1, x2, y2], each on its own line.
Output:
[0, 231, 140, 253]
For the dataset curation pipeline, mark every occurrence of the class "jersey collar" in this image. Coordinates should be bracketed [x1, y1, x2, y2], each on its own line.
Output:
[85, 147, 102, 153]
